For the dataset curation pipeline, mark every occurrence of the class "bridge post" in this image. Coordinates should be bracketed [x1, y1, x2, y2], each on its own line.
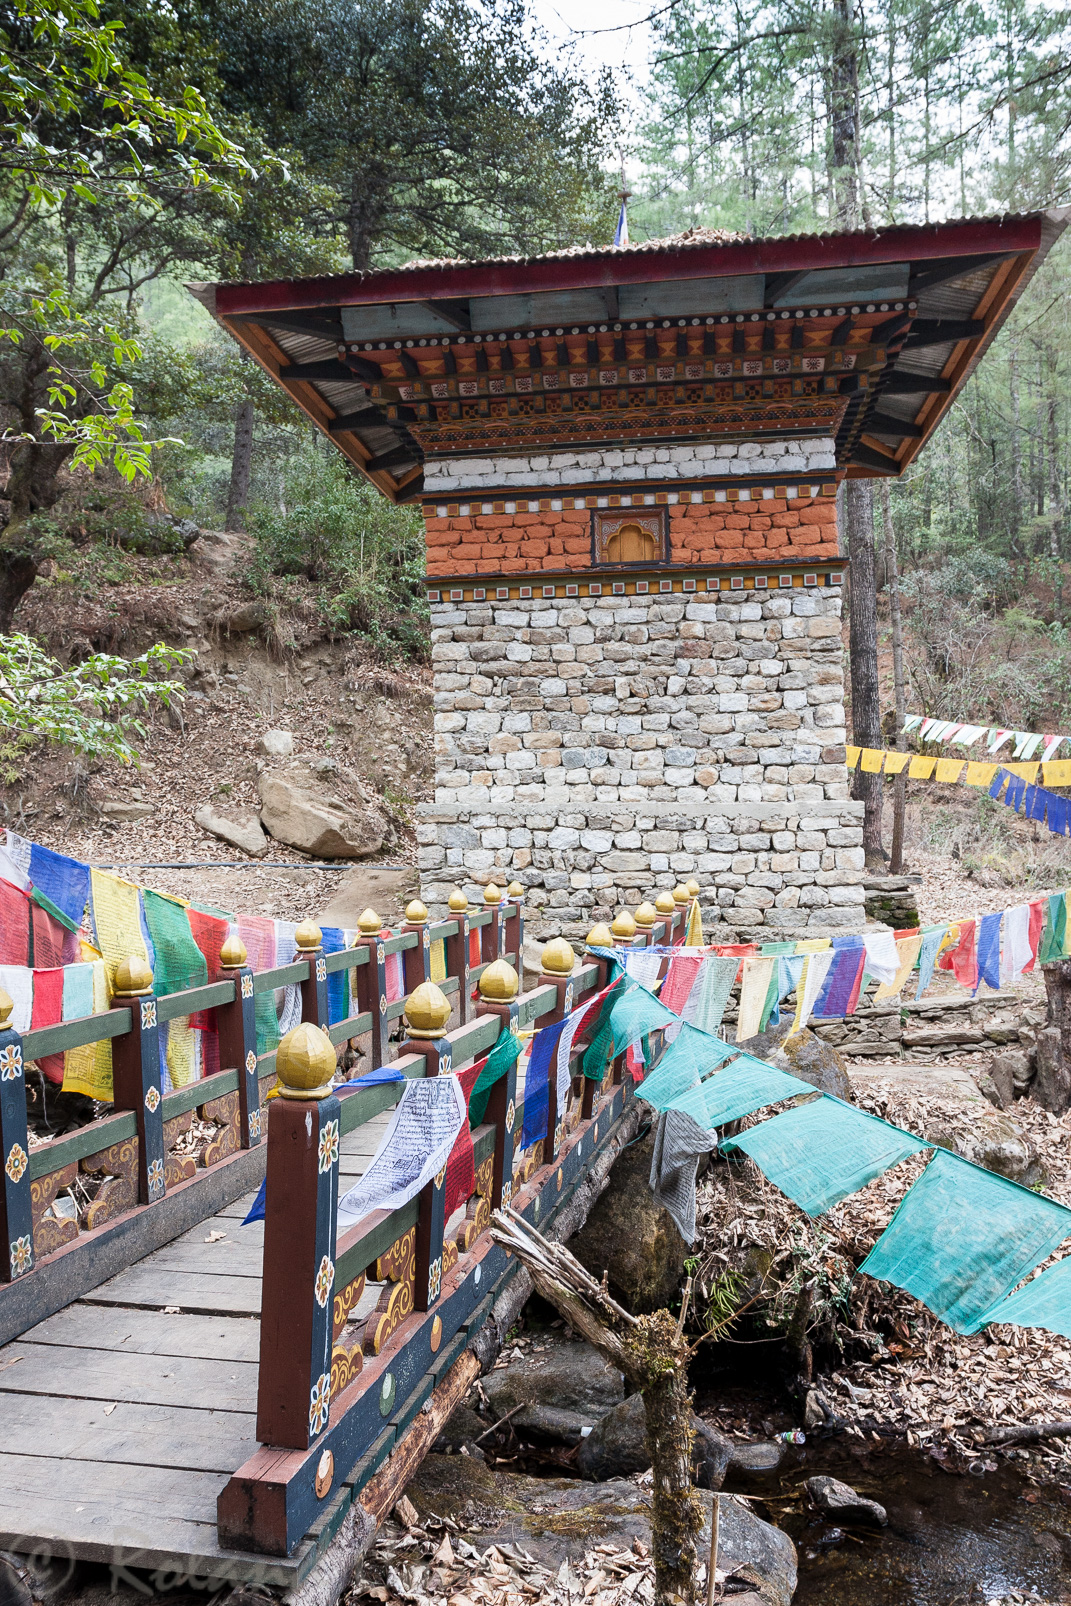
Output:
[475, 961, 520, 1210]
[654, 889, 678, 947]
[581, 924, 615, 1119]
[539, 938, 576, 1160]
[216, 935, 261, 1148]
[0, 990, 32, 1282]
[444, 888, 472, 1024]
[505, 882, 525, 963]
[296, 920, 329, 1030]
[480, 882, 504, 966]
[401, 900, 431, 994]
[353, 908, 390, 1068]
[398, 982, 453, 1313]
[255, 1022, 339, 1450]
[633, 902, 657, 949]
[109, 957, 166, 1206]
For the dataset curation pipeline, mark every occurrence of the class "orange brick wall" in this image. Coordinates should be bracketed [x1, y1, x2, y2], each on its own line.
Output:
[423, 493, 839, 576]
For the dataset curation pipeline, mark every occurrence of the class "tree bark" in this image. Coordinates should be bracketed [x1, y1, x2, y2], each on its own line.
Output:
[1038, 961, 1071, 1113]
[491, 1209, 704, 1606]
[226, 397, 255, 532]
[878, 481, 908, 872]
[847, 479, 883, 862]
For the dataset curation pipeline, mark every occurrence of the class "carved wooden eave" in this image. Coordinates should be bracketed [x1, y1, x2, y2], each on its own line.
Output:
[191, 209, 1070, 501]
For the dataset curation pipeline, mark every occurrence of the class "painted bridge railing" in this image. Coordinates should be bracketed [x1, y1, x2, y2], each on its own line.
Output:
[217, 884, 697, 1559]
[0, 885, 530, 1337]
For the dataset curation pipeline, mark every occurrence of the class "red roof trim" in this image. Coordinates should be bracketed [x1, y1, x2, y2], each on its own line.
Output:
[214, 215, 1045, 317]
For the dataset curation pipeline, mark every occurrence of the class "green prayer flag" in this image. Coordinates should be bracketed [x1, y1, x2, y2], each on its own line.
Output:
[468, 1026, 522, 1128]
[141, 889, 207, 997]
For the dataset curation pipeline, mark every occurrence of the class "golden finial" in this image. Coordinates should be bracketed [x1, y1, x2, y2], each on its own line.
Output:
[483, 882, 502, 905]
[654, 890, 677, 916]
[0, 988, 13, 1029]
[356, 907, 382, 935]
[448, 887, 469, 912]
[405, 898, 429, 924]
[611, 910, 637, 941]
[405, 980, 452, 1037]
[634, 901, 657, 930]
[479, 958, 519, 1001]
[220, 934, 248, 969]
[672, 883, 691, 906]
[113, 955, 154, 996]
[506, 881, 524, 900]
[585, 922, 614, 950]
[541, 937, 576, 976]
[295, 920, 323, 951]
[686, 879, 701, 898]
[275, 1021, 336, 1100]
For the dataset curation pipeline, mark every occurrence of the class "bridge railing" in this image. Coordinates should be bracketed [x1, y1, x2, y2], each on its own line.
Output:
[218, 884, 697, 1557]
[0, 885, 530, 1320]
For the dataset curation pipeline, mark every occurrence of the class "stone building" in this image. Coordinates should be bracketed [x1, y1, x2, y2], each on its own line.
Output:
[200, 210, 1065, 937]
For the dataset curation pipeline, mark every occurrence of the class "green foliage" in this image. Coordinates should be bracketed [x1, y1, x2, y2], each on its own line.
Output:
[0, 632, 191, 762]
[246, 446, 428, 659]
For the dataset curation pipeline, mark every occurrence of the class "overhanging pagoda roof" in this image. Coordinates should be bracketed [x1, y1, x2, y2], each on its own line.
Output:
[191, 210, 1069, 502]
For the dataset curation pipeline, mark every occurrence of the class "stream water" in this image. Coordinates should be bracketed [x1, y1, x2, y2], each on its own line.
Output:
[727, 1434, 1071, 1606]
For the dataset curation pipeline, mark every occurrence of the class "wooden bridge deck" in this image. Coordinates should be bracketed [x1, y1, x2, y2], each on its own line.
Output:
[0, 1112, 394, 1587]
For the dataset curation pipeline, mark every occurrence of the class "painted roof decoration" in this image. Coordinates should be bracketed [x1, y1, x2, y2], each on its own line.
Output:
[191, 210, 1069, 504]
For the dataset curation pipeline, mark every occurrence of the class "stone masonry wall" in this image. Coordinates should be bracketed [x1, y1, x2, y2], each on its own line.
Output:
[418, 582, 865, 941]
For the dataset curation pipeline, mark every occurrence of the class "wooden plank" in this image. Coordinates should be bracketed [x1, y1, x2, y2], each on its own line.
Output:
[27, 1111, 138, 1181]
[0, 1391, 256, 1473]
[0, 1143, 267, 1347]
[22, 1008, 131, 1060]
[84, 1266, 263, 1316]
[253, 963, 307, 993]
[140, 1239, 264, 1278]
[0, 1452, 306, 1582]
[19, 1304, 261, 1363]
[162, 1069, 240, 1121]
[0, 1340, 258, 1411]
[157, 981, 234, 1023]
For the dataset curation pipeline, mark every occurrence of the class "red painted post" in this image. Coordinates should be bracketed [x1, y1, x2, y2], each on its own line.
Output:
[396, 981, 453, 1313]
[255, 1021, 340, 1450]
[401, 899, 432, 996]
[475, 960, 521, 1210]
[633, 901, 658, 950]
[480, 883, 503, 967]
[217, 935, 262, 1148]
[444, 888, 472, 1025]
[580, 923, 615, 1119]
[505, 881, 525, 965]
[538, 938, 576, 1160]
[353, 907, 389, 1069]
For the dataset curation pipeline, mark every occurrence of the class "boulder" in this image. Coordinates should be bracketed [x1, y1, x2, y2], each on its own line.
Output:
[1033, 1025, 1071, 1114]
[194, 803, 269, 859]
[979, 1052, 1015, 1110]
[738, 1019, 853, 1101]
[405, 1456, 796, 1606]
[482, 1340, 623, 1441]
[806, 1473, 887, 1526]
[577, 1391, 784, 1490]
[568, 1126, 687, 1312]
[927, 1111, 1047, 1187]
[99, 798, 154, 822]
[258, 765, 387, 859]
[257, 728, 295, 758]
[217, 600, 261, 633]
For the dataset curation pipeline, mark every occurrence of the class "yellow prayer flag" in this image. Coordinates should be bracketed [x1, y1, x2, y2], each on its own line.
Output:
[430, 938, 447, 983]
[873, 933, 923, 1001]
[883, 751, 911, 775]
[1043, 761, 1071, 786]
[845, 745, 861, 770]
[935, 758, 965, 783]
[62, 959, 113, 1101]
[965, 762, 999, 788]
[860, 748, 885, 773]
[908, 755, 937, 778]
[794, 938, 832, 952]
[166, 1017, 198, 1089]
[1005, 761, 1040, 782]
[89, 868, 151, 991]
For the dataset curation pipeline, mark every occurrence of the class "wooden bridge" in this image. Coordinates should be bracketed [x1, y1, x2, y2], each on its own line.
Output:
[0, 887, 690, 1593]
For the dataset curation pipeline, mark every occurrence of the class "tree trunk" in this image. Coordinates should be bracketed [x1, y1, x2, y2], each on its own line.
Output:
[491, 1209, 704, 1606]
[1038, 962, 1071, 1113]
[226, 397, 255, 531]
[847, 479, 883, 862]
[878, 481, 908, 872]
[1048, 382, 1063, 622]
[829, 0, 861, 227]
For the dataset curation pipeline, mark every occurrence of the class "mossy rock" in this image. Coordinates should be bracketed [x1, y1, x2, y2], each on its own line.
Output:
[568, 1126, 687, 1312]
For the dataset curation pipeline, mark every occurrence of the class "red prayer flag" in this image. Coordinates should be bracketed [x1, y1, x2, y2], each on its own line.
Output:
[938, 918, 978, 990]
[1025, 900, 1047, 972]
[0, 878, 30, 966]
[32, 965, 65, 1084]
[444, 1063, 481, 1222]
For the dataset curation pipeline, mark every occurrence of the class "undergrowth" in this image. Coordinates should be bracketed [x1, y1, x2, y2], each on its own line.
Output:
[922, 793, 1071, 889]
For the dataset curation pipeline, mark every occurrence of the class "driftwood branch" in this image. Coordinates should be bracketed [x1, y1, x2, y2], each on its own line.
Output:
[983, 1419, 1071, 1446]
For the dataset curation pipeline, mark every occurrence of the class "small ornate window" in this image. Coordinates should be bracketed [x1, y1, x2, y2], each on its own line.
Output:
[592, 507, 669, 567]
